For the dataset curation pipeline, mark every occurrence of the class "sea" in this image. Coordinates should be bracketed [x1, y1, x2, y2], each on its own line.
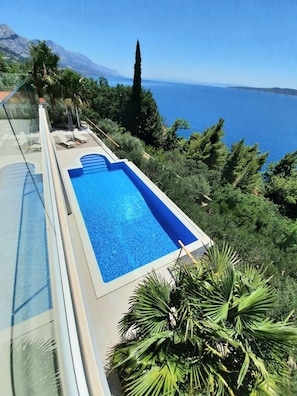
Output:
[107, 77, 297, 166]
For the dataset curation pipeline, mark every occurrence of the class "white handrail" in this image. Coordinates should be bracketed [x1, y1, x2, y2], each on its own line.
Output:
[39, 105, 87, 395]
[39, 104, 110, 395]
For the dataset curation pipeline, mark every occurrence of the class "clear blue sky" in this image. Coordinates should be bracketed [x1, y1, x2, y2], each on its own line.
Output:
[3, 0, 297, 88]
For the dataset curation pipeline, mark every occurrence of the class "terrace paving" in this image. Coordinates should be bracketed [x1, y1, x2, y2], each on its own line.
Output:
[0, 118, 212, 394]
[52, 129, 177, 340]
[0, 122, 211, 393]
[51, 127, 212, 394]
[0, 127, 52, 395]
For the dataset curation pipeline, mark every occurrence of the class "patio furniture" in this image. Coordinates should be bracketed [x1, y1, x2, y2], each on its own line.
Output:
[55, 134, 75, 149]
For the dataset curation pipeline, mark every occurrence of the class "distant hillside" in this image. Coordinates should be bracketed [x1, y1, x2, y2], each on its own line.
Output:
[0, 24, 30, 61]
[232, 86, 297, 97]
[44, 40, 120, 77]
[0, 24, 121, 78]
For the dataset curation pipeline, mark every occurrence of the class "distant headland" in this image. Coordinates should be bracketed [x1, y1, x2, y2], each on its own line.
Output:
[231, 86, 297, 97]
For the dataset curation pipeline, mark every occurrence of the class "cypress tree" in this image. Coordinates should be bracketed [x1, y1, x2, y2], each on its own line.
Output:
[125, 40, 163, 147]
[132, 40, 142, 100]
[128, 40, 142, 136]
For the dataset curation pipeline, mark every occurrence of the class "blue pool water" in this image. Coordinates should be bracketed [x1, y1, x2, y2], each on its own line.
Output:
[69, 154, 197, 282]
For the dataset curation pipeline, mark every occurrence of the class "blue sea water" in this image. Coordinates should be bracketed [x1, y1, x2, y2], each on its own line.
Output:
[108, 77, 297, 166]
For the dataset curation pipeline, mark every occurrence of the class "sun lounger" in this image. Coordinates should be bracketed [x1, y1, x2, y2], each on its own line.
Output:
[55, 134, 75, 149]
[28, 142, 42, 151]
[74, 130, 88, 143]
[27, 133, 41, 151]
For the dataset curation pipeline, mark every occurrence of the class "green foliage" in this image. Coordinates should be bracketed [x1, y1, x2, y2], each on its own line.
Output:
[28, 41, 60, 99]
[270, 151, 297, 178]
[264, 151, 297, 218]
[96, 118, 125, 136]
[59, 68, 89, 127]
[78, 75, 163, 148]
[132, 40, 142, 101]
[200, 185, 297, 272]
[110, 245, 297, 395]
[0, 51, 27, 74]
[83, 79, 132, 125]
[221, 139, 268, 193]
[0, 51, 9, 72]
[10, 49, 297, 391]
[127, 40, 142, 136]
[137, 89, 163, 147]
[162, 118, 190, 151]
[270, 274, 297, 321]
[211, 185, 281, 236]
[60, 69, 86, 105]
[186, 118, 228, 169]
[101, 123, 145, 168]
[0, 73, 26, 91]
[140, 152, 211, 213]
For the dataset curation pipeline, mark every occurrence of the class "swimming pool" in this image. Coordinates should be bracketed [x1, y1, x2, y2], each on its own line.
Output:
[69, 154, 198, 283]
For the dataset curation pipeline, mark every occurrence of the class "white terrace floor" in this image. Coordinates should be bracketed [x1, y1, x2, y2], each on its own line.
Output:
[52, 128, 211, 368]
[0, 125, 211, 394]
[0, 127, 53, 395]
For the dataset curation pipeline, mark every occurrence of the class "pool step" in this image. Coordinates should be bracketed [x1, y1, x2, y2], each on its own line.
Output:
[81, 154, 108, 174]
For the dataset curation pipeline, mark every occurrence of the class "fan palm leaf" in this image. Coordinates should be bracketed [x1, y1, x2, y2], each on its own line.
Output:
[202, 264, 236, 323]
[124, 361, 183, 396]
[118, 271, 173, 337]
[110, 244, 297, 395]
[251, 319, 297, 345]
[204, 242, 240, 276]
[238, 286, 274, 310]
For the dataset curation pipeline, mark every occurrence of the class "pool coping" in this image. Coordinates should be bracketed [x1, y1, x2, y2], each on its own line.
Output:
[55, 141, 212, 299]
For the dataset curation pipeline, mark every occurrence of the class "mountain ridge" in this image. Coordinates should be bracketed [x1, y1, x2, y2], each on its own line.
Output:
[0, 24, 121, 77]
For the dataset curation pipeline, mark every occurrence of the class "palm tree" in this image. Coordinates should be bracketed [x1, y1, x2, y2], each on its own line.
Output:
[109, 244, 297, 395]
[29, 41, 60, 103]
[60, 69, 89, 129]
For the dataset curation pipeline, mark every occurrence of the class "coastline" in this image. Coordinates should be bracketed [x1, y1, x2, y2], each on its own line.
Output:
[231, 86, 297, 97]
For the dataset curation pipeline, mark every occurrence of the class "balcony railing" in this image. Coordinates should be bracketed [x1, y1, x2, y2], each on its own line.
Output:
[0, 75, 111, 395]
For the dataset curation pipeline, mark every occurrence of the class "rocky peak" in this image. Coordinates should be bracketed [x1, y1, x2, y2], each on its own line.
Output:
[0, 24, 30, 59]
[0, 24, 17, 38]
[45, 40, 120, 77]
[0, 24, 121, 77]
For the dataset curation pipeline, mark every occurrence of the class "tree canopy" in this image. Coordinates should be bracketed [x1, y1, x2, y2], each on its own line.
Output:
[185, 119, 228, 169]
[264, 151, 297, 218]
[29, 41, 60, 100]
[110, 244, 297, 396]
